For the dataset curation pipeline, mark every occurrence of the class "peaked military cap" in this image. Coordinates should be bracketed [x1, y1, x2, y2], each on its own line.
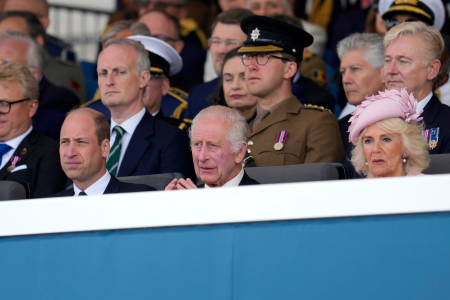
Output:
[127, 35, 182, 77]
[238, 15, 314, 61]
[379, 0, 445, 30]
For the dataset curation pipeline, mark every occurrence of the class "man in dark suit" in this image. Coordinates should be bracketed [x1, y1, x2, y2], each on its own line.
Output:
[166, 106, 259, 190]
[51, 108, 155, 197]
[0, 61, 67, 198]
[384, 22, 450, 153]
[0, 32, 79, 140]
[97, 38, 195, 181]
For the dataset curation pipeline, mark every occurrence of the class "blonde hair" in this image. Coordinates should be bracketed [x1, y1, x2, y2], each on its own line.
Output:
[0, 61, 38, 100]
[351, 117, 429, 177]
[384, 21, 444, 66]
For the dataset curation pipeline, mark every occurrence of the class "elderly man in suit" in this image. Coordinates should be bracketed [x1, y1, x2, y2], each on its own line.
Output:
[0, 61, 66, 198]
[96, 38, 195, 180]
[51, 108, 155, 197]
[238, 16, 344, 166]
[166, 106, 259, 189]
[384, 21, 450, 154]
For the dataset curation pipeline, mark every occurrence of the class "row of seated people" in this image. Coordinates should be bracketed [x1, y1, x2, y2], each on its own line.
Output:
[0, 15, 447, 198]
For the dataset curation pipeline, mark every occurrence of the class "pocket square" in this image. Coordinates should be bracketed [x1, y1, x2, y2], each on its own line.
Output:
[10, 164, 27, 173]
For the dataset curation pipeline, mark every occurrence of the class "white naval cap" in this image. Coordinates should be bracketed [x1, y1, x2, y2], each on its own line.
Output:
[378, 0, 445, 31]
[127, 35, 183, 76]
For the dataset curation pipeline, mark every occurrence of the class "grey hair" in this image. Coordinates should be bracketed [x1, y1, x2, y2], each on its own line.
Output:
[337, 33, 385, 70]
[246, 0, 292, 12]
[101, 20, 150, 44]
[189, 106, 247, 153]
[103, 38, 150, 75]
[0, 32, 45, 71]
[351, 117, 429, 177]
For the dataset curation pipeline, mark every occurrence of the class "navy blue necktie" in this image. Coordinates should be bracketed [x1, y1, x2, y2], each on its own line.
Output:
[0, 143, 12, 162]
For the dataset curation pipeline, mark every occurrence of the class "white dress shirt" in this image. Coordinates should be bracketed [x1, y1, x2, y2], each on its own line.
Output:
[416, 92, 433, 113]
[73, 170, 111, 196]
[204, 168, 244, 188]
[338, 103, 357, 120]
[110, 107, 146, 173]
[0, 126, 32, 169]
[151, 110, 160, 117]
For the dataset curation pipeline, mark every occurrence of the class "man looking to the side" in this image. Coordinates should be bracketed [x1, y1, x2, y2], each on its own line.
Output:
[166, 106, 259, 190]
[51, 108, 155, 197]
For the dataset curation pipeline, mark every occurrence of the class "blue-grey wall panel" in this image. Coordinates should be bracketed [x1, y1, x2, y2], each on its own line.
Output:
[0, 212, 449, 300]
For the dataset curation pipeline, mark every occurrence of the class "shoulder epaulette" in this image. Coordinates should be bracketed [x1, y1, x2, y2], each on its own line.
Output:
[180, 18, 208, 50]
[303, 104, 332, 113]
[168, 87, 188, 104]
[165, 117, 192, 132]
[81, 98, 101, 108]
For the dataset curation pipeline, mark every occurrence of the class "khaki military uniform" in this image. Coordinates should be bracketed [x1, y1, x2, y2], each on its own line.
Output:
[300, 52, 327, 88]
[246, 95, 344, 166]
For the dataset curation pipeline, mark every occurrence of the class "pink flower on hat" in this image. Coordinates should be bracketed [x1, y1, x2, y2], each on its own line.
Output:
[347, 88, 423, 143]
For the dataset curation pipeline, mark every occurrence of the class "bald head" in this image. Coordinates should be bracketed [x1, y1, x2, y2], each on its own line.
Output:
[3, 0, 49, 30]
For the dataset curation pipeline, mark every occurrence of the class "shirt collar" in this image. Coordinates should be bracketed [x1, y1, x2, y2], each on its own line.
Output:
[110, 107, 146, 136]
[73, 170, 111, 196]
[205, 168, 244, 188]
[3, 126, 33, 149]
[416, 92, 433, 113]
[151, 109, 160, 117]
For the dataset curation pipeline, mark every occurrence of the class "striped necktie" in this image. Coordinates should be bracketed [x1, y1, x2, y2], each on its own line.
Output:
[106, 125, 125, 176]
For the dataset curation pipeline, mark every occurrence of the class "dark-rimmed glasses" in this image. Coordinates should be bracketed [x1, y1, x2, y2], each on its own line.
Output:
[241, 53, 291, 66]
[152, 34, 178, 43]
[0, 98, 30, 114]
[385, 19, 419, 30]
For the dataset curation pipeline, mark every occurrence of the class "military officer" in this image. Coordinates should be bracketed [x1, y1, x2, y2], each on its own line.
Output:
[238, 16, 344, 166]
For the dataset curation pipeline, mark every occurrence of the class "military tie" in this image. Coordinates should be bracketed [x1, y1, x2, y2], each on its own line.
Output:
[0, 143, 12, 163]
[106, 125, 125, 176]
[78, 191, 87, 196]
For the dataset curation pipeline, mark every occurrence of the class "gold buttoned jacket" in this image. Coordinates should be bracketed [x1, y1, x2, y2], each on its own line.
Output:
[246, 95, 345, 166]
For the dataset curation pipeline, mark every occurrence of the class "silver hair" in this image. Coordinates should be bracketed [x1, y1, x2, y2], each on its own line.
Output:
[189, 106, 247, 153]
[101, 20, 150, 44]
[103, 38, 150, 75]
[246, 0, 292, 12]
[0, 32, 45, 71]
[337, 33, 385, 70]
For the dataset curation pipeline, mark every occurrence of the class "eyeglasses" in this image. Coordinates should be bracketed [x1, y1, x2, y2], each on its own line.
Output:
[385, 18, 419, 30]
[208, 38, 242, 48]
[0, 98, 30, 114]
[152, 34, 178, 43]
[241, 53, 291, 66]
[137, 0, 183, 9]
[148, 73, 166, 86]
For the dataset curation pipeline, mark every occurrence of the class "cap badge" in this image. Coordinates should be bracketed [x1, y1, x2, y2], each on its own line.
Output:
[251, 28, 260, 42]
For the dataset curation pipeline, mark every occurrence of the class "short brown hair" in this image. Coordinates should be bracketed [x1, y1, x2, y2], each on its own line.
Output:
[67, 108, 110, 145]
[0, 61, 39, 100]
[211, 8, 253, 33]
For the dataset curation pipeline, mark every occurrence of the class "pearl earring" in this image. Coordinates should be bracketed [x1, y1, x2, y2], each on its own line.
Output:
[402, 152, 407, 163]
[365, 161, 368, 165]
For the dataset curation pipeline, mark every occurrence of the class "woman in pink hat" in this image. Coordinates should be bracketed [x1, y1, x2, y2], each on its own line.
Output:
[348, 88, 430, 178]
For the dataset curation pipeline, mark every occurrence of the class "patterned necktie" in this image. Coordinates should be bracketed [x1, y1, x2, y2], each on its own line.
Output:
[106, 125, 125, 176]
[78, 191, 87, 196]
[0, 143, 12, 163]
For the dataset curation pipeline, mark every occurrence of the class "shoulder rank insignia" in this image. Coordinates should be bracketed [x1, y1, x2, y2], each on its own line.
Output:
[304, 104, 332, 113]
[423, 127, 439, 150]
[168, 87, 189, 119]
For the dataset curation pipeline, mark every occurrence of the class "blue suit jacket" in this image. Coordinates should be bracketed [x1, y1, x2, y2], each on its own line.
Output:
[117, 110, 196, 181]
[49, 174, 155, 197]
[39, 76, 80, 114]
[184, 79, 310, 120]
[422, 94, 450, 154]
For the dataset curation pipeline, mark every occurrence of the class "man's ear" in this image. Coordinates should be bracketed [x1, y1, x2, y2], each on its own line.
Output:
[101, 139, 110, 158]
[28, 99, 38, 118]
[35, 34, 45, 47]
[234, 142, 247, 164]
[161, 78, 170, 96]
[139, 70, 150, 89]
[30, 68, 41, 81]
[283, 61, 298, 80]
[427, 59, 441, 81]
[174, 39, 184, 54]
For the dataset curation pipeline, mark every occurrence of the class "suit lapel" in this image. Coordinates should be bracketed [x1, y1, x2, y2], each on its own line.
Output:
[117, 112, 154, 177]
[248, 96, 302, 138]
[104, 175, 121, 194]
[421, 94, 440, 128]
[239, 171, 254, 186]
[0, 129, 38, 180]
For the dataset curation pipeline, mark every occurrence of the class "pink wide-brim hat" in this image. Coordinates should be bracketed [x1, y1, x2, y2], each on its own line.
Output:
[348, 88, 423, 144]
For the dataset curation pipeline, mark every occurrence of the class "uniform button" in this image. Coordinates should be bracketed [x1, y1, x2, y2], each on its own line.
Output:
[247, 149, 251, 153]
[248, 141, 253, 146]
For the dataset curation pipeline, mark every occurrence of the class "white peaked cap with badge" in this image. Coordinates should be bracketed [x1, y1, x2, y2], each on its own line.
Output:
[378, 0, 445, 31]
[127, 35, 183, 76]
